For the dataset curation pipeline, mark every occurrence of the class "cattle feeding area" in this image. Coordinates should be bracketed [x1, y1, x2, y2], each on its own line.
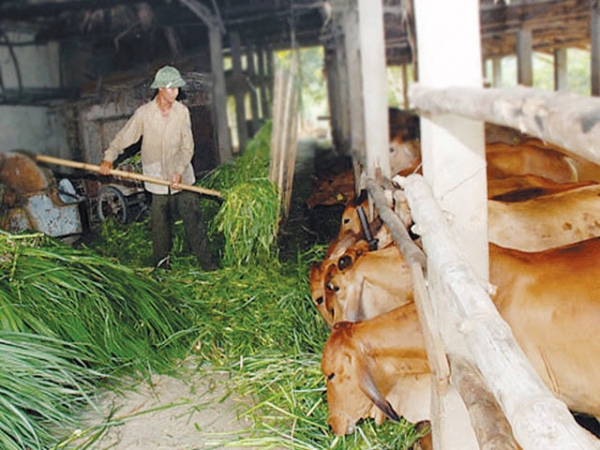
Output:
[307, 115, 600, 448]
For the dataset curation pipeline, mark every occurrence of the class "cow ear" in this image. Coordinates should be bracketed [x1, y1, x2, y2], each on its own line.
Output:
[357, 359, 401, 422]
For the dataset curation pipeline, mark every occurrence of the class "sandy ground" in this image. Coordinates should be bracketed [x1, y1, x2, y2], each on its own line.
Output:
[74, 362, 263, 450]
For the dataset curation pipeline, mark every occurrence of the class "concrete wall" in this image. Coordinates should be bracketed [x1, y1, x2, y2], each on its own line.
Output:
[0, 31, 70, 158]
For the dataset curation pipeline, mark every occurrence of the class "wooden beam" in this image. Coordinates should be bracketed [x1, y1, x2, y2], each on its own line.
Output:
[408, 83, 600, 166]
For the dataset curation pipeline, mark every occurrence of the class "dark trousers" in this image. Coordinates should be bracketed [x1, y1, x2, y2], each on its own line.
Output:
[150, 191, 215, 270]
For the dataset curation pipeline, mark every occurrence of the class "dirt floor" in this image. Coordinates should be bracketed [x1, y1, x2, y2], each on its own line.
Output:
[73, 137, 335, 450]
[77, 360, 262, 450]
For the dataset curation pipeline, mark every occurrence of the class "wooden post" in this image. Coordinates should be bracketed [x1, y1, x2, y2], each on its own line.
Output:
[516, 29, 533, 87]
[230, 32, 248, 152]
[245, 40, 261, 135]
[209, 27, 233, 163]
[554, 48, 568, 92]
[402, 64, 410, 108]
[257, 43, 270, 119]
[492, 57, 502, 88]
[266, 44, 274, 109]
[269, 68, 299, 219]
[592, 1, 600, 96]
[178, 0, 232, 164]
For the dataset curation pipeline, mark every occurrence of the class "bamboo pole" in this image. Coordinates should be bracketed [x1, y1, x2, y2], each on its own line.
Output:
[34, 154, 222, 198]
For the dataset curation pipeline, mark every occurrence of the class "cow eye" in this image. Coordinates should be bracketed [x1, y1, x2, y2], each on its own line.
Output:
[343, 217, 350, 224]
[327, 373, 335, 381]
[316, 296, 324, 305]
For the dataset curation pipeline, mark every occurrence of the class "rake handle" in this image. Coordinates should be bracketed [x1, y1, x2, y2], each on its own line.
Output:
[35, 154, 222, 198]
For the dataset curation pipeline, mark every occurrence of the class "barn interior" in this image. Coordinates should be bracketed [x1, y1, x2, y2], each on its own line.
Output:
[2, 0, 600, 449]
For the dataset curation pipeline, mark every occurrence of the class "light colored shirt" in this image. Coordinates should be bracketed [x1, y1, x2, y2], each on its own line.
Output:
[103, 98, 195, 195]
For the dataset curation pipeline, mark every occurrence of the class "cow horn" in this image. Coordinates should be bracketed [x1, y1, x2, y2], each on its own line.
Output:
[358, 360, 401, 422]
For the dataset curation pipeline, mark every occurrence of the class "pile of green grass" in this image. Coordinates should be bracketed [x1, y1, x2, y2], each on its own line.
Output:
[199, 121, 281, 266]
[0, 123, 422, 449]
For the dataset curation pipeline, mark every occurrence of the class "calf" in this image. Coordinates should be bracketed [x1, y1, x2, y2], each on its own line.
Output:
[488, 184, 600, 252]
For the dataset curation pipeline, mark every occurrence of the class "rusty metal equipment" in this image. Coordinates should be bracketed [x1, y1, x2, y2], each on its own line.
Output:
[0, 151, 162, 242]
[0, 151, 82, 242]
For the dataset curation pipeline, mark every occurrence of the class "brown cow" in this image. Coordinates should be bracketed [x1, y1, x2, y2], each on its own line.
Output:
[322, 302, 431, 436]
[310, 233, 371, 327]
[486, 142, 578, 183]
[488, 184, 600, 252]
[488, 174, 595, 201]
[489, 239, 600, 418]
[325, 245, 414, 323]
[322, 238, 600, 438]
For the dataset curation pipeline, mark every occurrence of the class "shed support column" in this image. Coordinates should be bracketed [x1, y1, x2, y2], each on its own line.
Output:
[516, 29, 533, 86]
[230, 32, 248, 152]
[414, 0, 486, 448]
[341, 2, 364, 163]
[245, 40, 261, 135]
[357, 0, 389, 177]
[325, 44, 350, 155]
[266, 45, 274, 110]
[492, 57, 502, 87]
[554, 48, 568, 92]
[402, 64, 410, 108]
[209, 27, 233, 163]
[592, 1, 600, 96]
[257, 43, 270, 119]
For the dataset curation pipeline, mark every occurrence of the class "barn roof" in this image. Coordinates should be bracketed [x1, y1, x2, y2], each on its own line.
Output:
[0, 0, 592, 67]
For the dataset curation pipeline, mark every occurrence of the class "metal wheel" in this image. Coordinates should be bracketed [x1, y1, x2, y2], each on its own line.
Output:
[97, 185, 128, 224]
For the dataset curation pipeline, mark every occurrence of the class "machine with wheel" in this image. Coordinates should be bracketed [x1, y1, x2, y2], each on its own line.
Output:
[0, 151, 150, 242]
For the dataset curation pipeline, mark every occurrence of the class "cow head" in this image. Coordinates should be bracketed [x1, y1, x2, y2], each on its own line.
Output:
[306, 168, 356, 209]
[390, 137, 422, 176]
[322, 321, 401, 435]
[321, 304, 432, 436]
[339, 191, 370, 236]
[309, 261, 334, 328]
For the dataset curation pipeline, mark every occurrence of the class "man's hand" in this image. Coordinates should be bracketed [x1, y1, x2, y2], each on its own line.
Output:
[99, 160, 113, 175]
[171, 173, 182, 189]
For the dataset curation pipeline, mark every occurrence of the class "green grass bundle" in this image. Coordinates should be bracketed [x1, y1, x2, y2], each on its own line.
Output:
[0, 231, 194, 374]
[198, 121, 281, 266]
[0, 331, 102, 450]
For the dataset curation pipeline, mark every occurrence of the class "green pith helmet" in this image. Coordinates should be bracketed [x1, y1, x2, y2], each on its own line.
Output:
[150, 65, 187, 89]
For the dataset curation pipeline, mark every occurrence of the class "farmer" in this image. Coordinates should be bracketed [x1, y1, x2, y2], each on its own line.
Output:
[99, 65, 216, 271]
